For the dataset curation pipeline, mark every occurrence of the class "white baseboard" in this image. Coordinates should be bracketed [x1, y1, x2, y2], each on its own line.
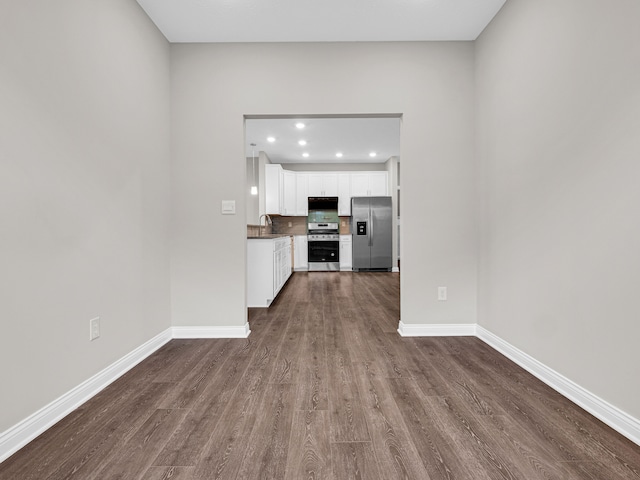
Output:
[171, 323, 251, 339]
[397, 321, 476, 337]
[476, 325, 640, 446]
[395, 321, 640, 446]
[4, 319, 638, 465]
[0, 328, 173, 463]
[392, 267, 400, 273]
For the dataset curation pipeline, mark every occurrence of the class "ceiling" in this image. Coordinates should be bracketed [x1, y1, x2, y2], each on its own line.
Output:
[136, 0, 506, 43]
[245, 117, 401, 164]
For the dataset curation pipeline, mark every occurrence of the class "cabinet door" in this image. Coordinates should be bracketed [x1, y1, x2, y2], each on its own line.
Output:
[296, 174, 309, 216]
[337, 174, 351, 216]
[265, 164, 282, 214]
[322, 174, 338, 196]
[294, 236, 308, 269]
[340, 236, 352, 270]
[308, 173, 338, 196]
[247, 240, 276, 307]
[369, 172, 388, 196]
[284, 243, 292, 282]
[307, 174, 324, 197]
[273, 248, 281, 295]
[350, 173, 369, 197]
[282, 171, 296, 216]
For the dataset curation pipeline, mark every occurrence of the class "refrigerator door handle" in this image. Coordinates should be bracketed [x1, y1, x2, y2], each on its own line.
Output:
[369, 210, 374, 246]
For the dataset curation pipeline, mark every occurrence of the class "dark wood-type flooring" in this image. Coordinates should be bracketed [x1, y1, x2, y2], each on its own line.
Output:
[2, 272, 639, 479]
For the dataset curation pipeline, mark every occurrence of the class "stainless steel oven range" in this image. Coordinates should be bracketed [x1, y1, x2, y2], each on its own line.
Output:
[307, 222, 339, 271]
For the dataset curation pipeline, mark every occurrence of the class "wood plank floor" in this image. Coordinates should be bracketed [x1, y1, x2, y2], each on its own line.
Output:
[2, 272, 639, 479]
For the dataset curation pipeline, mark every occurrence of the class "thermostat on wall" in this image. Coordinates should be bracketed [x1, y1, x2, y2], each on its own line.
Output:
[221, 200, 236, 215]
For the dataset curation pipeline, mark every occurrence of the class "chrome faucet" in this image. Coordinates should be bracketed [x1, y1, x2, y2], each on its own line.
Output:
[259, 214, 272, 236]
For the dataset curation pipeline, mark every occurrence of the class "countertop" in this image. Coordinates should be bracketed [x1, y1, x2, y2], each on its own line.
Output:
[247, 234, 293, 240]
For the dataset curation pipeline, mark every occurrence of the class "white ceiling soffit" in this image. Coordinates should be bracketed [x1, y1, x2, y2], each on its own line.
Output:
[136, 0, 507, 43]
[245, 117, 401, 164]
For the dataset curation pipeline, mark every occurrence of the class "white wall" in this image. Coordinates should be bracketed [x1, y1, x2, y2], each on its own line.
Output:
[0, 0, 171, 432]
[170, 42, 478, 328]
[476, 0, 640, 419]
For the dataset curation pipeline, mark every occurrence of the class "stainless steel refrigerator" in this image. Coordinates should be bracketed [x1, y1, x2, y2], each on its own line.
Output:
[351, 196, 393, 272]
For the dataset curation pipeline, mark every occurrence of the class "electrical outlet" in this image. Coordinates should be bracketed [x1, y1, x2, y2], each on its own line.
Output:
[90, 317, 100, 341]
[288, 222, 292, 228]
[438, 287, 447, 301]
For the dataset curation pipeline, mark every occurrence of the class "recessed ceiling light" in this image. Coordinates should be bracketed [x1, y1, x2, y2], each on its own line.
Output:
[267, 136, 275, 143]
[336, 152, 343, 158]
[369, 152, 377, 157]
[298, 140, 307, 146]
[302, 152, 309, 158]
[295, 122, 305, 129]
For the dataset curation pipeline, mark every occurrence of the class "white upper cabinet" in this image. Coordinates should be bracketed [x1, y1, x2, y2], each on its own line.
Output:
[265, 164, 283, 214]
[295, 173, 309, 216]
[264, 168, 388, 216]
[350, 173, 370, 197]
[322, 174, 339, 196]
[368, 172, 388, 196]
[350, 172, 388, 197]
[308, 173, 338, 197]
[282, 171, 296, 216]
[307, 174, 322, 197]
[337, 174, 351, 216]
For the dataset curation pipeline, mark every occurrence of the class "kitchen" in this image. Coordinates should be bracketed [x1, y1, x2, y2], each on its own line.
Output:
[246, 117, 401, 307]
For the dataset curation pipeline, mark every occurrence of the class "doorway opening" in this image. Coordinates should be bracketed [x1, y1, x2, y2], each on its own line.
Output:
[244, 114, 401, 322]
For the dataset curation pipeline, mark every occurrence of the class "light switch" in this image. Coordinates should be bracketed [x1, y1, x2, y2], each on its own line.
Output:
[221, 200, 236, 215]
[438, 286, 447, 301]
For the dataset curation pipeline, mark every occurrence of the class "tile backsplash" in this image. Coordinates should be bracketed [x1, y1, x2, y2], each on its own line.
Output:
[247, 224, 273, 237]
[271, 216, 307, 235]
[265, 216, 352, 235]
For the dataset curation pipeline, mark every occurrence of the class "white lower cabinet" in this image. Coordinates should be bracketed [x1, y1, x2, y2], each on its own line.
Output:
[294, 235, 308, 271]
[340, 235, 352, 271]
[248, 236, 292, 307]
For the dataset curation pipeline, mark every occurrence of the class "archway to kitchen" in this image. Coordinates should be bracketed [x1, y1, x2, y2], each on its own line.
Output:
[244, 114, 401, 327]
